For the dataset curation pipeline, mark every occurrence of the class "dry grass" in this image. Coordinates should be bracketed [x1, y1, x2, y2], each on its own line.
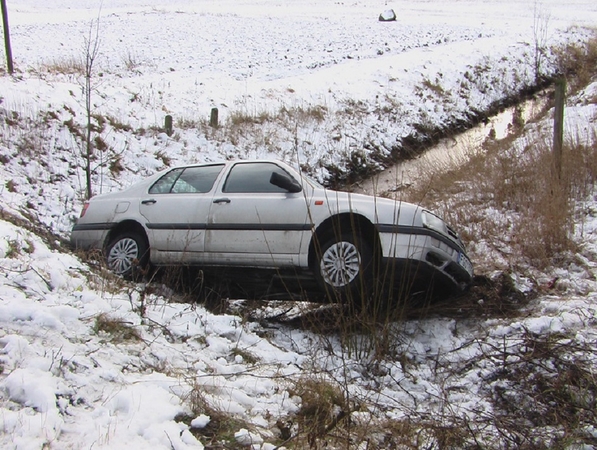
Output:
[286, 376, 353, 448]
[554, 31, 597, 90]
[93, 313, 142, 343]
[178, 381, 252, 447]
[487, 330, 597, 448]
[404, 118, 597, 272]
[39, 57, 85, 75]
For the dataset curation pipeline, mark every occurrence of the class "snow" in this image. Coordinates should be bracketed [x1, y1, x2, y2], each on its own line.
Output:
[1, 0, 597, 448]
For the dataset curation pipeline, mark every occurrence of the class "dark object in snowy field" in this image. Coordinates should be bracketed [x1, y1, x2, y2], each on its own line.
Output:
[379, 10, 397, 22]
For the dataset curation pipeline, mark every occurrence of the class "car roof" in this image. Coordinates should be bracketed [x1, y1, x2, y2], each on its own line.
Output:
[168, 159, 293, 170]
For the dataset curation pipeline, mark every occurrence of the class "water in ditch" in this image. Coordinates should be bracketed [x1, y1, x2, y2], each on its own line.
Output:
[355, 94, 550, 197]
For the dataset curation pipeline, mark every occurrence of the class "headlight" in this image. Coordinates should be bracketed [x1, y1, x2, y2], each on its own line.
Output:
[422, 211, 448, 235]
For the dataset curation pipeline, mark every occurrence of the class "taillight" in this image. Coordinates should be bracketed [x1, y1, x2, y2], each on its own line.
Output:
[80, 202, 90, 218]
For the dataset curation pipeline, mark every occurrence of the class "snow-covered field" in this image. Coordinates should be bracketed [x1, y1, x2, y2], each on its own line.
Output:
[1, 1, 597, 449]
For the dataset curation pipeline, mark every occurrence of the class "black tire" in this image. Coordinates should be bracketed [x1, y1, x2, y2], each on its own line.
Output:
[313, 232, 373, 302]
[105, 231, 149, 279]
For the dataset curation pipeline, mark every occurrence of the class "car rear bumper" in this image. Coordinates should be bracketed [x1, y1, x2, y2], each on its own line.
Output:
[70, 224, 110, 250]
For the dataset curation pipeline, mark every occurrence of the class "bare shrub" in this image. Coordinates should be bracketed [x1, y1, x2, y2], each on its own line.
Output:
[120, 48, 142, 71]
[532, 0, 551, 82]
[384, 416, 475, 449]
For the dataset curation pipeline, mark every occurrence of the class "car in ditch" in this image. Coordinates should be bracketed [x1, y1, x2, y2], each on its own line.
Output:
[70, 160, 473, 299]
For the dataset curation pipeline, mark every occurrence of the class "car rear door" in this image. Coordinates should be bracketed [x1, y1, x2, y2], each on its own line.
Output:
[205, 162, 310, 266]
[138, 164, 224, 263]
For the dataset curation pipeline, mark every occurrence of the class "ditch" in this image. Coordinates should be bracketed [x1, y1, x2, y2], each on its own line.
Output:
[354, 92, 551, 197]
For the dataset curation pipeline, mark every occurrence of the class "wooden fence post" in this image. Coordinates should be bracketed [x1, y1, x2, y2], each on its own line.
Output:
[210, 107, 219, 128]
[165, 114, 173, 136]
[1, 0, 14, 74]
[553, 78, 566, 179]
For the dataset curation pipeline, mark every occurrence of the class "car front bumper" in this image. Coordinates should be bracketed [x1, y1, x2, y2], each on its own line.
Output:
[378, 229, 473, 289]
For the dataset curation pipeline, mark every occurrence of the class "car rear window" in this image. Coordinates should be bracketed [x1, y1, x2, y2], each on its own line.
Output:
[149, 165, 224, 194]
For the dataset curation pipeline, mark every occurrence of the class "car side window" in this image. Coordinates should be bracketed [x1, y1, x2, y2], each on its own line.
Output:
[149, 168, 183, 194]
[223, 163, 295, 193]
[149, 165, 224, 194]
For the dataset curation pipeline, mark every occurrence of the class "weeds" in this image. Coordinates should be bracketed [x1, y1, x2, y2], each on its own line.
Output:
[230, 347, 259, 365]
[120, 48, 142, 71]
[4, 239, 21, 258]
[93, 313, 141, 343]
[5, 179, 16, 193]
[419, 76, 449, 100]
[176, 116, 203, 130]
[109, 155, 124, 175]
[229, 109, 274, 127]
[279, 104, 327, 122]
[179, 381, 251, 446]
[484, 329, 597, 448]
[105, 114, 132, 132]
[290, 376, 353, 448]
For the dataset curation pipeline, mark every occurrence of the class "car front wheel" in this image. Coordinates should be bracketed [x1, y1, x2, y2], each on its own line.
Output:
[314, 233, 373, 301]
[106, 231, 148, 279]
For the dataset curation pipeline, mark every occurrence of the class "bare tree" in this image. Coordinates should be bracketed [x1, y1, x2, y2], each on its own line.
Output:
[532, 1, 551, 83]
[82, 15, 101, 199]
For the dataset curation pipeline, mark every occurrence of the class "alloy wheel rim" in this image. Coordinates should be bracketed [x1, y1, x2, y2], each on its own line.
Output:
[107, 238, 139, 275]
[320, 241, 361, 287]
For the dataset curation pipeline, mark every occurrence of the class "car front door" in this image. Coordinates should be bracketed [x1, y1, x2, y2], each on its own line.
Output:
[139, 164, 224, 263]
[205, 162, 311, 266]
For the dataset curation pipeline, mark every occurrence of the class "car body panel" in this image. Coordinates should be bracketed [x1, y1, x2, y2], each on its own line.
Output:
[206, 191, 310, 264]
[139, 193, 213, 262]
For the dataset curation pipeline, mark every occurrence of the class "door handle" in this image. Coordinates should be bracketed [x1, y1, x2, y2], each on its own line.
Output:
[213, 198, 231, 204]
[141, 199, 157, 205]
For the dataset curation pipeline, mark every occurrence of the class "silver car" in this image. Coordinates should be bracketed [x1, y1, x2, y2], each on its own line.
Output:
[71, 160, 473, 298]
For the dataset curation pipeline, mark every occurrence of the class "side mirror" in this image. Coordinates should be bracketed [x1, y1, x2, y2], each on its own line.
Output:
[270, 171, 302, 193]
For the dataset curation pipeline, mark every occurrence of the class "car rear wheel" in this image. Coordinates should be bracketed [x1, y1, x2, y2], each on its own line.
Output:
[106, 231, 148, 279]
[314, 232, 373, 301]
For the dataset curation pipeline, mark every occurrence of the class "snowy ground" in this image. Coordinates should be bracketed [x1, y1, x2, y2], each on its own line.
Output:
[1, 1, 597, 449]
